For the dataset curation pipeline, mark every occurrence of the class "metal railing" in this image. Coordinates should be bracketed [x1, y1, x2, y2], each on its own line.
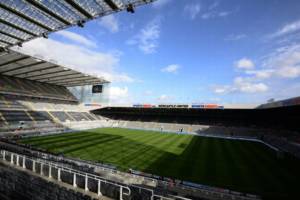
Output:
[0, 149, 190, 200]
[0, 150, 130, 200]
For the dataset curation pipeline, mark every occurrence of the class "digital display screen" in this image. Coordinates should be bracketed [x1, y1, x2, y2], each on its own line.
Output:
[92, 85, 103, 93]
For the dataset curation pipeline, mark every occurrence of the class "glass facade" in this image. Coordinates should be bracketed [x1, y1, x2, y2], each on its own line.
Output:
[68, 83, 110, 106]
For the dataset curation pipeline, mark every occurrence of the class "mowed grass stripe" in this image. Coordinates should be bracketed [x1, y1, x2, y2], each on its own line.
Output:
[118, 134, 172, 167]
[140, 134, 192, 174]
[55, 129, 148, 154]
[213, 139, 234, 185]
[118, 133, 182, 170]
[21, 131, 96, 144]
[97, 133, 161, 166]
[32, 132, 109, 150]
[233, 141, 284, 195]
[192, 137, 210, 183]
[177, 136, 205, 179]
[221, 140, 265, 193]
[68, 130, 161, 166]
[97, 131, 160, 157]
[221, 139, 249, 188]
[241, 142, 291, 195]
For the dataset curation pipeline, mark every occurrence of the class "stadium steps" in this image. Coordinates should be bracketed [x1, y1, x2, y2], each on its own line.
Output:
[65, 112, 77, 121]
[25, 110, 36, 123]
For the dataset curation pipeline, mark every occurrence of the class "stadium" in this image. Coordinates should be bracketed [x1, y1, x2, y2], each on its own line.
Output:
[0, 1, 300, 200]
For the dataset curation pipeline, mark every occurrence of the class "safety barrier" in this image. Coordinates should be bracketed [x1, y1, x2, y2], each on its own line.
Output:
[0, 150, 130, 200]
[0, 149, 191, 200]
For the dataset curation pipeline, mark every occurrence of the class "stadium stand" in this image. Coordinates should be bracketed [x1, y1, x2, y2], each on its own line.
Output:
[93, 106, 300, 131]
[257, 96, 300, 109]
[0, 74, 78, 101]
[0, 50, 111, 138]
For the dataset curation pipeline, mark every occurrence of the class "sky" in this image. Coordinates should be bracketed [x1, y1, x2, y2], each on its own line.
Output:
[16, 0, 300, 105]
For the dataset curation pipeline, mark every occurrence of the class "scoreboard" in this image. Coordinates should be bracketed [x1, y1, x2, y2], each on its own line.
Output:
[92, 85, 103, 93]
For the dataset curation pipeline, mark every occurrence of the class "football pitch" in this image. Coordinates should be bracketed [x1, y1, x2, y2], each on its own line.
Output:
[20, 128, 300, 199]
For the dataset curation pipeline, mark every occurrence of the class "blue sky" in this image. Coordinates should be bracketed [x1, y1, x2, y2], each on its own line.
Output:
[18, 0, 300, 105]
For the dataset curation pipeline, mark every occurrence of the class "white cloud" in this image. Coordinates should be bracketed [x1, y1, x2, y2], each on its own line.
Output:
[208, 1, 219, 10]
[161, 64, 180, 74]
[262, 44, 300, 79]
[157, 94, 172, 101]
[56, 30, 96, 48]
[109, 86, 128, 100]
[108, 86, 132, 105]
[99, 15, 119, 33]
[245, 69, 274, 79]
[213, 85, 232, 94]
[213, 77, 268, 94]
[234, 58, 255, 70]
[127, 18, 161, 54]
[225, 34, 247, 41]
[271, 19, 300, 38]
[153, 0, 172, 8]
[13, 38, 133, 83]
[276, 66, 300, 78]
[200, 2, 232, 20]
[201, 10, 231, 20]
[144, 90, 153, 96]
[184, 3, 201, 20]
[218, 11, 230, 17]
[234, 77, 268, 93]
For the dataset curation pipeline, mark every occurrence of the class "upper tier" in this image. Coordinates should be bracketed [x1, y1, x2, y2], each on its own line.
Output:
[0, 74, 77, 102]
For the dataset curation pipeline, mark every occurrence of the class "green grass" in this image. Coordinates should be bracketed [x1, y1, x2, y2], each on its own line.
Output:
[20, 128, 300, 199]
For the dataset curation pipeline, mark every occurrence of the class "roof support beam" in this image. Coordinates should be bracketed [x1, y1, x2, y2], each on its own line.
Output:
[37, 72, 82, 82]
[64, 81, 102, 87]
[30, 69, 71, 80]
[47, 75, 90, 83]
[0, 30, 25, 41]
[0, 18, 37, 36]
[0, 61, 46, 74]
[64, 0, 94, 19]
[104, 0, 119, 10]
[23, 0, 71, 26]
[0, 39, 13, 45]
[51, 77, 99, 85]
[0, 56, 30, 68]
[11, 65, 59, 77]
[0, 2, 52, 31]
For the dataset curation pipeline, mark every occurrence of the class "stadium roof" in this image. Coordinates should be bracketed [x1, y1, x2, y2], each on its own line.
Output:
[0, 50, 108, 87]
[0, 0, 156, 48]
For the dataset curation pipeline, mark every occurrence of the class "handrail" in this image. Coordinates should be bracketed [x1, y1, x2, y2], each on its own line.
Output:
[0, 150, 130, 200]
[0, 149, 187, 200]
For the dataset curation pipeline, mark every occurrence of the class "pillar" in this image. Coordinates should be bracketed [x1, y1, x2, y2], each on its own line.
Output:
[120, 187, 123, 200]
[49, 166, 52, 178]
[97, 179, 102, 196]
[85, 174, 88, 191]
[40, 163, 43, 175]
[32, 160, 36, 172]
[22, 156, 26, 168]
[73, 173, 77, 188]
[10, 153, 13, 164]
[57, 168, 61, 182]
[16, 155, 19, 166]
